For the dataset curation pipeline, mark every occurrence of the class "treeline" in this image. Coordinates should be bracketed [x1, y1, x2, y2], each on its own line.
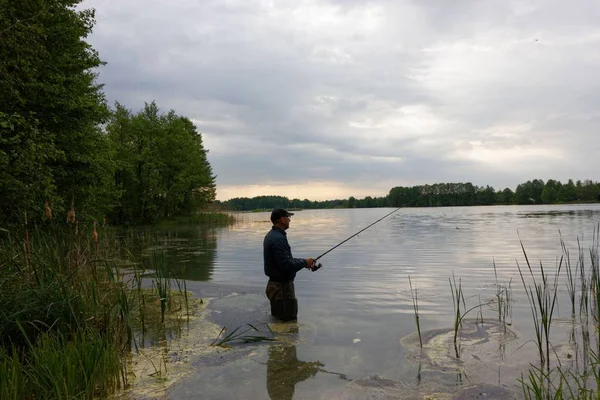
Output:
[218, 194, 390, 211]
[219, 179, 600, 211]
[0, 2, 215, 226]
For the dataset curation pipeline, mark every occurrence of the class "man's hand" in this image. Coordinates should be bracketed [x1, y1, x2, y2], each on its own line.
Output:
[305, 258, 315, 269]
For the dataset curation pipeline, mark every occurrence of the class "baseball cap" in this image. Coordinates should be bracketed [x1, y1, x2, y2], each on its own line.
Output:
[270, 208, 294, 223]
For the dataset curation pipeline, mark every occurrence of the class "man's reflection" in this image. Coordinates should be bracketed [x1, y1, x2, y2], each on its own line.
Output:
[266, 342, 323, 400]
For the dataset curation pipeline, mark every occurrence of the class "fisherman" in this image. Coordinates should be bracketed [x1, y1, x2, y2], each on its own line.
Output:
[263, 208, 315, 322]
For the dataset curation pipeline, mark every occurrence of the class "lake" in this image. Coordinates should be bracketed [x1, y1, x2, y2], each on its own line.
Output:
[123, 204, 600, 399]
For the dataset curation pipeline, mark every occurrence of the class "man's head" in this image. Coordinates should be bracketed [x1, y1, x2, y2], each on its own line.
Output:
[270, 208, 294, 230]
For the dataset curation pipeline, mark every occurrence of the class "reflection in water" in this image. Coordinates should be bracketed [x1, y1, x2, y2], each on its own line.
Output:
[114, 204, 600, 398]
[122, 226, 219, 281]
[266, 343, 323, 400]
[264, 326, 351, 399]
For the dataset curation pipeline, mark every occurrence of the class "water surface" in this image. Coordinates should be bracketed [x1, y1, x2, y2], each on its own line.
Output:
[127, 204, 600, 399]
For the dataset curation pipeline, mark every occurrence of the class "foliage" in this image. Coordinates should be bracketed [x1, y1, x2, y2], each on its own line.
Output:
[0, 221, 196, 398]
[0, 1, 218, 227]
[220, 179, 600, 211]
[105, 102, 216, 225]
[219, 194, 389, 211]
[0, 0, 113, 225]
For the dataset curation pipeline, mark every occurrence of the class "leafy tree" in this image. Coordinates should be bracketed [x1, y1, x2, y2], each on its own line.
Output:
[347, 196, 356, 208]
[496, 188, 514, 204]
[580, 180, 600, 202]
[0, 0, 112, 225]
[557, 179, 578, 203]
[106, 102, 216, 224]
[541, 179, 561, 204]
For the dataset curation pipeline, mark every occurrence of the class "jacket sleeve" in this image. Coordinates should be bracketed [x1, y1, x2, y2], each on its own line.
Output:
[272, 237, 307, 274]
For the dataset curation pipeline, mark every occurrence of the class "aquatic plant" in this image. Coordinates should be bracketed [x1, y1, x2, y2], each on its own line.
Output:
[408, 275, 423, 348]
[519, 225, 600, 399]
[449, 273, 465, 354]
[561, 232, 577, 318]
[211, 323, 276, 347]
[448, 273, 492, 357]
[517, 238, 563, 389]
[0, 218, 193, 398]
[493, 260, 512, 333]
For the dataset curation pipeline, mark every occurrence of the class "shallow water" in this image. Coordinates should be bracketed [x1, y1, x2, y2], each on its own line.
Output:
[122, 204, 600, 399]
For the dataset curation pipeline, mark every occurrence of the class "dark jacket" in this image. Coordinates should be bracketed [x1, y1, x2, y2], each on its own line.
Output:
[263, 226, 307, 282]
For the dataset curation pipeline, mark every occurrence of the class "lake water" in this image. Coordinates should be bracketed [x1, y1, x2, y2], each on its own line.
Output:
[126, 204, 600, 399]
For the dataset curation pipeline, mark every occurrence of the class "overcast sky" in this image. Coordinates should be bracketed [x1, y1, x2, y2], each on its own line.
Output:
[83, 0, 600, 201]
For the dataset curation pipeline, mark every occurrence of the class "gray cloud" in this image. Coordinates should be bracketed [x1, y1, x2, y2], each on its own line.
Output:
[83, 0, 600, 200]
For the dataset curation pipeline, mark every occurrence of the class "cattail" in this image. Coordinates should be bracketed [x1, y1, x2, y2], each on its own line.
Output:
[66, 207, 76, 224]
[92, 221, 98, 243]
[44, 200, 53, 219]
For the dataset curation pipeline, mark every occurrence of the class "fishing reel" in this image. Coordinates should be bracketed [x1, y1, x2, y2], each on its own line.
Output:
[310, 262, 323, 272]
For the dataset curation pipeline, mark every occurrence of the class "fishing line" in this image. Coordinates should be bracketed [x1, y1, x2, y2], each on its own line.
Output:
[310, 207, 401, 271]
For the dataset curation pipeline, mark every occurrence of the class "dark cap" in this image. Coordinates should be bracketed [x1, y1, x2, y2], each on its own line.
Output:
[270, 208, 294, 223]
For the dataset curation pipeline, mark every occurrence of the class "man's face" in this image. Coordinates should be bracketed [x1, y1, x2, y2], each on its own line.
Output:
[279, 215, 291, 230]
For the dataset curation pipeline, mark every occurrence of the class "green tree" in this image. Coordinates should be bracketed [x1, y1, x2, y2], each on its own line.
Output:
[557, 179, 578, 203]
[541, 179, 561, 204]
[496, 188, 514, 204]
[347, 196, 356, 208]
[106, 102, 216, 224]
[0, 0, 112, 225]
[515, 179, 545, 204]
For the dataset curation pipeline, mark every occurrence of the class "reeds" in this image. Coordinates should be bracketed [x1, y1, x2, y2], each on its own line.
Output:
[448, 273, 490, 358]
[408, 275, 423, 348]
[449, 273, 465, 354]
[561, 232, 577, 318]
[519, 225, 600, 399]
[211, 323, 276, 347]
[493, 260, 512, 333]
[517, 239, 562, 382]
[0, 215, 194, 398]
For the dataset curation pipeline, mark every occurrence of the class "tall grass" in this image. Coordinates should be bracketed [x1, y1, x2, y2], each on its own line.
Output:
[0, 216, 193, 398]
[493, 260, 512, 332]
[448, 273, 490, 358]
[519, 225, 600, 400]
[561, 232, 577, 318]
[517, 239, 563, 385]
[449, 274, 465, 355]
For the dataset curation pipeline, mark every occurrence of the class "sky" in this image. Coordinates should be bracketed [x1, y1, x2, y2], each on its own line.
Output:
[82, 0, 600, 201]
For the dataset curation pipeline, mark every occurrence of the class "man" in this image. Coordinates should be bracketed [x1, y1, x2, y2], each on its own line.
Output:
[263, 208, 315, 322]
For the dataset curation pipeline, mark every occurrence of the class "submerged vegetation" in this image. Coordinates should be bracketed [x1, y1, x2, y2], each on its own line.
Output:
[408, 225, 600, 399]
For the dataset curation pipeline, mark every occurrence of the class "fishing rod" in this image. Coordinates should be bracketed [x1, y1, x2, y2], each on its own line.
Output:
[310, 207, 401, 271]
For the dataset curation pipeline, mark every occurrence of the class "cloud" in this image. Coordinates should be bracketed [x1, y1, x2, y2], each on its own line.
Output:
[83, 0, 600, 200]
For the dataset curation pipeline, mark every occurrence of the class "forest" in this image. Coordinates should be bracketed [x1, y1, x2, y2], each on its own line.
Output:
[219, 179, 600, 211]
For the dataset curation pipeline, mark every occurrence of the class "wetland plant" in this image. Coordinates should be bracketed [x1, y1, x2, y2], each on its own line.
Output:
[561, 232, 577, 318]
[0, 218, 194, 398]
[516, 239, 562, 378]
[408, 275, 423, 348]
[519, 229, 600, 400]
[211, 323, 276, 347]
[493, 260, 513, 333]
[448, 273, 490, 357]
